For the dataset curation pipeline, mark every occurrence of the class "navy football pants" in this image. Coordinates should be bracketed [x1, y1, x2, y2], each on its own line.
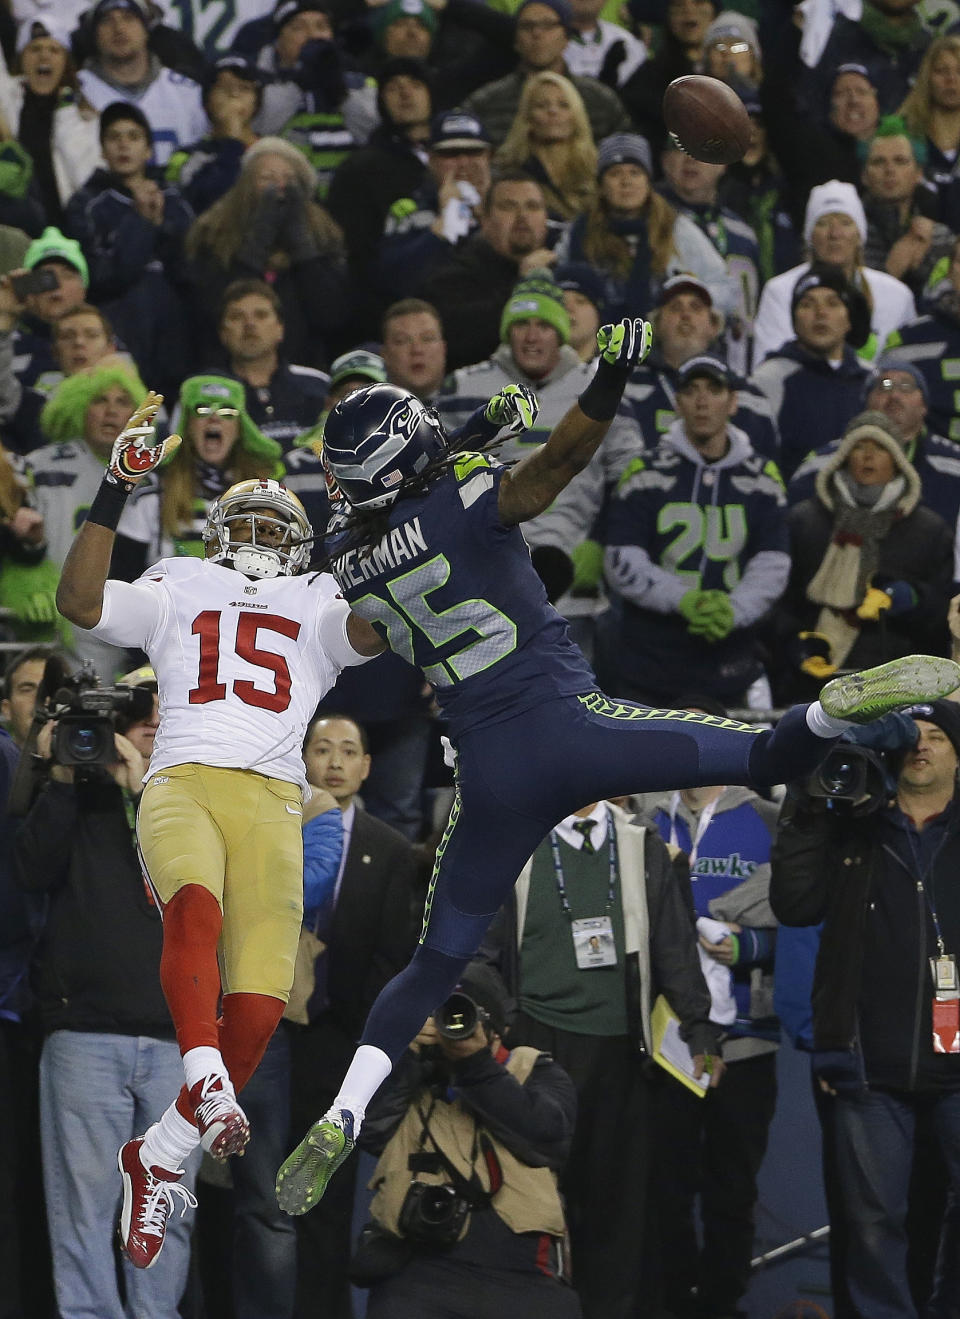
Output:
[360, 694, 830, 1062]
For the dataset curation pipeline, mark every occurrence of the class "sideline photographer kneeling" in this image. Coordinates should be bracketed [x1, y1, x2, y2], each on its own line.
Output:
[353, 962, 582, 1319]
[12, 663, 200, 1319]
[771, 700, 960, 1319]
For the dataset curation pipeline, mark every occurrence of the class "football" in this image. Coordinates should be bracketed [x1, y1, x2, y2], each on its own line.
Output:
[662, 75, 753, 166]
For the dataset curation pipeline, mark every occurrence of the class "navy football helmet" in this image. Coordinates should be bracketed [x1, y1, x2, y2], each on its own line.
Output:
[322, 384, 448, 510]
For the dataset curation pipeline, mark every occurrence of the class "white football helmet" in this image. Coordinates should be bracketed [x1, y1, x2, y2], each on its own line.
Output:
[202, 479, 312, 578]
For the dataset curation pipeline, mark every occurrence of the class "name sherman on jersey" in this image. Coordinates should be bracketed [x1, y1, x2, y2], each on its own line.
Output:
[330, 455, 597, 738]
[335, 518, 428, 587]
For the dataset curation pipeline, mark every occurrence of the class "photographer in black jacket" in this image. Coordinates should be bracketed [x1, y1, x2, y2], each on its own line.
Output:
[13, 665, 199, 1319]
[353, 961, 581, 1319]
[771, 700, 960, 1319]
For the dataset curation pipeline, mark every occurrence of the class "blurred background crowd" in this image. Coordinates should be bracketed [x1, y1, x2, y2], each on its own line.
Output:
[4, 0, 960, 1317]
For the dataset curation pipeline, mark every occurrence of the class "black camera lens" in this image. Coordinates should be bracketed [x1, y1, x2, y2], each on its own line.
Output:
[435, 992, 479, 1041]
[818, 758, 859, 796]
[417, 1185, 459, 1225]
[66, 728, 100, 762]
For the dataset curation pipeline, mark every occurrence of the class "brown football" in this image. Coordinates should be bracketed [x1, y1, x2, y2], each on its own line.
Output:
[662, 75, 753, 166]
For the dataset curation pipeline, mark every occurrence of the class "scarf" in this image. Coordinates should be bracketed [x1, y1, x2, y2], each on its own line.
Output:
[17, 89, 58, 222]
[607, 213, 653, 320]
[805, 470, 907, 667]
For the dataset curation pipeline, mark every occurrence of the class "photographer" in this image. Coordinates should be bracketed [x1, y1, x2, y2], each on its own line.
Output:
[354, 961, 581, 1319]
[12, 665, 199, 1319]
[770, 700, 960, 1319]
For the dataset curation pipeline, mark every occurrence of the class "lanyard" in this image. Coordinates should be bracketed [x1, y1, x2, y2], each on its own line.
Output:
[667, 791, 720, 869]
[549, 813, 617, 918]
[903, 820, 951, 958]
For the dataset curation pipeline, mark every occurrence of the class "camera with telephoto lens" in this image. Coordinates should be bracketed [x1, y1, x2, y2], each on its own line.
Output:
[434, 992, 489, 1042]
[398, 1180, 471, 1248]
[46, 663, 153, 767]
[804, 744, 888, 814]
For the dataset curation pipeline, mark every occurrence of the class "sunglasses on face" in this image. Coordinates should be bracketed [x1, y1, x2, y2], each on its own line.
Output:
[195, 406, 240, 418]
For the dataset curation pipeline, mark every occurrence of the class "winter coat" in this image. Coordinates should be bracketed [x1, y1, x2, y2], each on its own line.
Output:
[417, 235, 530, 372]
[884, 285, 960, 442]
[0, 75, 103, 215]
[750, 339, 872, 481]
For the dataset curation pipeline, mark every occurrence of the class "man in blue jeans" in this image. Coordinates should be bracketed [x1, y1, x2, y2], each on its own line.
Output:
[772, 700, 960, 1319]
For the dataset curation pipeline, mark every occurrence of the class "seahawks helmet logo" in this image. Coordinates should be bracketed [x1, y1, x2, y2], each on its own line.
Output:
[368, 397, 439, 486]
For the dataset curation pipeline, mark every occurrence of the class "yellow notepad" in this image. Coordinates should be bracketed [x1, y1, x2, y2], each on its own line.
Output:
[651, 994, 710, 1098]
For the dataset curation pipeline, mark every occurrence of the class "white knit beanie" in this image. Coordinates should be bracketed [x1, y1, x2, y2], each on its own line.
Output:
[803, 180, 867, 246]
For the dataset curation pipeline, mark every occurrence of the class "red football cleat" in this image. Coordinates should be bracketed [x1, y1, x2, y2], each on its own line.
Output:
[188, 1073, 250, 1159]
[117, 1138, 196, 1270]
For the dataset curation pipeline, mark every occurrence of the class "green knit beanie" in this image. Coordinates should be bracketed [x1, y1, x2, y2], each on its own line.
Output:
[25, 225, 89, 289]
[40, 364, 146, 444]
[179, 375, 282, 468]
[499, 268, 571, 346]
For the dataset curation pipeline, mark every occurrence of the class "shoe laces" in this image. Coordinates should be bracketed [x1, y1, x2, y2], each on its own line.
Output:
[138, 1169, 197, 1240]
[194, 1074, 240, 1129]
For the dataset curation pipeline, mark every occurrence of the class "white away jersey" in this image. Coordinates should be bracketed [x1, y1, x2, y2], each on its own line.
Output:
[86, 558, 369, 789]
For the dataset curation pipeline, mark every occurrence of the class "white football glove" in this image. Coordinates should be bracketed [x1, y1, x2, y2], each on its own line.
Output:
[107, 390, 181, 488]
[597, 318, 654, 371]
[484, 382, 540, 438]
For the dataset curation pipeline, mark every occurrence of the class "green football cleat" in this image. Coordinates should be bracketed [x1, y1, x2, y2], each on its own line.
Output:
[276, 1110, 355, 1216]
[820, 655, 960, 724]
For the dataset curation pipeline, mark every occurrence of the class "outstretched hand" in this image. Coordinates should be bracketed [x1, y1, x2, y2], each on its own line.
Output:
[484, 382, 540, 438]
[597, 318, 653, 371]
[108, 391, 181, 489]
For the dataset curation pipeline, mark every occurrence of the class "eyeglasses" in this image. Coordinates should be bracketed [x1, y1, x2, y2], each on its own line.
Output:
[871, 377, 920, 394]
[516, 18, 563, 32]
[195, 405, 240, 418]
[710, 40, 751, 55]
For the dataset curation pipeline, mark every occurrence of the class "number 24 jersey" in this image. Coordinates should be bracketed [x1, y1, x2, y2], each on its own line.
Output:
[88, 557, 370, 789]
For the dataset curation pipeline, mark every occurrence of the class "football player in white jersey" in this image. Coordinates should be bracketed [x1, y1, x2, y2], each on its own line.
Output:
[55, 392, 385, 1269]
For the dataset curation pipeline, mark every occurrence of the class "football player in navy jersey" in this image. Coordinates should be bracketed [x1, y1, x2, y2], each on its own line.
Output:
[276, 318, 960, 1215]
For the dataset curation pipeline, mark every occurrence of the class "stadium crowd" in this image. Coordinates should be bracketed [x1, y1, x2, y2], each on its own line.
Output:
[4, 0, 960, 1317]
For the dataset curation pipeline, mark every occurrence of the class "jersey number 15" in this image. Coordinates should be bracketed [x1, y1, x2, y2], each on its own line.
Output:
[188, 610, 301, 712]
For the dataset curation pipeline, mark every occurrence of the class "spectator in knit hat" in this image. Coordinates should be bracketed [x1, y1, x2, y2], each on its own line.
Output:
[417, 170, 551, 370]
[164, 54, 263, 215]
[557, 132, 730, 322]
[77, 0, 207, 165]
[752, 266, 873, 480]
[554, 261, 604, 361]
[464, 0, 629, 147]
[65, 101, 193, 396]
[436, 266, 641, 601]
[184, 136, 348, 369]
[753, 179, 916, 365]
[701, 9, 761, 87]
[250, 0, 378, 200]
[789, 357, 960, 542]
[380, 109, 493, 299]
[0, 18, 102, 229]
[563, 0, 647, 90]
[860, 115, 953, 297]
[0, 227, 90, 396]
[326, 58, 431, 317]
[775, 409, 953, 703]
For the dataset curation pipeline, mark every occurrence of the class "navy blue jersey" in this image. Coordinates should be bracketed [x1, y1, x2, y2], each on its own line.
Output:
[330, 454, 596, 738]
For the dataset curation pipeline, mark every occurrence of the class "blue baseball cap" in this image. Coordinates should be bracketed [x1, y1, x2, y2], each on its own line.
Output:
[864, 357, 929, 404]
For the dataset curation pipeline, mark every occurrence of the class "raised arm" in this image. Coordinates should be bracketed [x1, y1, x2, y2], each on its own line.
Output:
[56, 392, 179, 628]
[497, 318, 652, 527]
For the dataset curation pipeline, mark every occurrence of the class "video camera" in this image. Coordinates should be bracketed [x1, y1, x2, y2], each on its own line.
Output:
[8, 658, 155, 815]
[804, 743, 889, 814]
[43, 664, 153, 767]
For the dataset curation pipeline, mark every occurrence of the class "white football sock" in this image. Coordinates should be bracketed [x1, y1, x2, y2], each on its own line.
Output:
[140, 1101, 200, 1173]
[329, 1045, 393, 1130]
[806, 701, 851, 738]
[182, 1045, 228, 1092]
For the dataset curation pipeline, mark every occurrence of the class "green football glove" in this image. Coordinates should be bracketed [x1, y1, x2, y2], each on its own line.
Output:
[484, 383, 539, 438]
[678, 589, 735, 641]
[0, 557, 61, 633]
[597, 318, 654, 371]
[570, 538, 604, 595]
